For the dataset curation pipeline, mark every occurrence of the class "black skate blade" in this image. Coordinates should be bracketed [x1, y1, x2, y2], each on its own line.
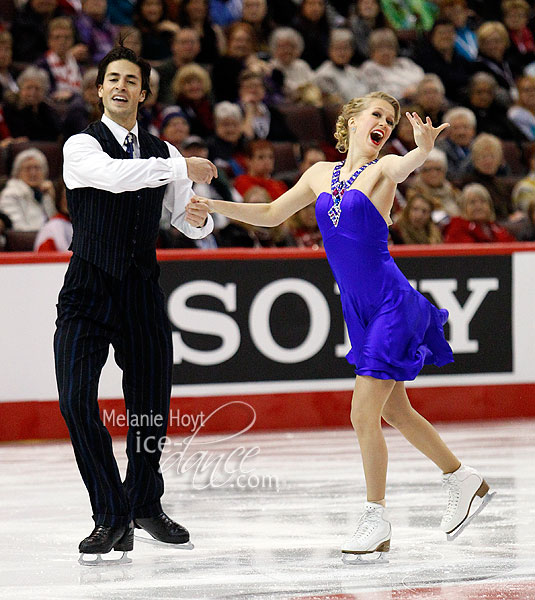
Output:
[342, 552, 388, 565]
[446, 490, 496, 541]
[134, 531, 194, 550]
[78, 551, 132, 566]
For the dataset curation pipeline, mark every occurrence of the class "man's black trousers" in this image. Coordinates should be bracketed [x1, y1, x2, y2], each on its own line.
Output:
[54, 255, 173, 527]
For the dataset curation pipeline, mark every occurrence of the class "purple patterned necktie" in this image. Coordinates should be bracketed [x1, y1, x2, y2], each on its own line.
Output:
[125, 132, 135, 158]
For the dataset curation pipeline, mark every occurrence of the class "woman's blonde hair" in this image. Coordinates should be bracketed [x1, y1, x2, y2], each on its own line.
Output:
[461, 183, 496, 221]
[171, 63, 211, 99]
[334, 92, 400, 153]
[477, 21, 510, 48]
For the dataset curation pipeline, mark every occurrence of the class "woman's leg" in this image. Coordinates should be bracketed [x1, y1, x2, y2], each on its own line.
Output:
[381, 381, 461, 474]
[350, 375, 397, 503]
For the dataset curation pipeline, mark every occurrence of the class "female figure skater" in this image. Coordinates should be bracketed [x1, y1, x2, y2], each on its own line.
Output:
[187, 92, 493, 560]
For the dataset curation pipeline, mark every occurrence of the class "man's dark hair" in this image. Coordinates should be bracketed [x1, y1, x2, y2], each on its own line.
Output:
[96, 42, 152, 111]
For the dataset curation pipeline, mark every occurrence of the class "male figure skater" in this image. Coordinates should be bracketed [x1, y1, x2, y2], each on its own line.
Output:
[55, 43, 216, 559]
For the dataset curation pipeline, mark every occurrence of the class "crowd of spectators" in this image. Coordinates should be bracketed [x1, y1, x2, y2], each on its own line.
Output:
[2, 0, 535, 252]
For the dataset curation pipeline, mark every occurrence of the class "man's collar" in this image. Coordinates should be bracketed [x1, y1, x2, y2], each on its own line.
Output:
[101, 113, 139, 146]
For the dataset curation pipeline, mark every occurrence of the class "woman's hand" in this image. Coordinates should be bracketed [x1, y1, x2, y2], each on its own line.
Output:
[406, 112, 449, 154]
[186, 196, 212, 227]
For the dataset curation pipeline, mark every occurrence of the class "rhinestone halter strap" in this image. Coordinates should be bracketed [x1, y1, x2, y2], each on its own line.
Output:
[328, 159, 378, 227]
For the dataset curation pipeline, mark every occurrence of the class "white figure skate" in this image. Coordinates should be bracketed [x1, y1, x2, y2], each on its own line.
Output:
[441, 464, 495, 541]
[341, 502, 391, 565]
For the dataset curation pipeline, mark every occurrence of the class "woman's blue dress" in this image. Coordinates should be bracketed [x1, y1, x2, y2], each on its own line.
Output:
[315, 189, 454, 381]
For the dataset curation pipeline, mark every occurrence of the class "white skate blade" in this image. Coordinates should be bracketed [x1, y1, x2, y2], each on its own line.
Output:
[78, 551, 132, 566]
[134, 531, 194, 550]
[342, 551, 389, 565]
[446, 490, 496, 541]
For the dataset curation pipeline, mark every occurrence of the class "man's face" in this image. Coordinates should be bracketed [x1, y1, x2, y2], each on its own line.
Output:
[173, 30, 201, 62]
[249, 148, 274, 177]
[98, 60, 146, 121]
[420, 160, 446, 187]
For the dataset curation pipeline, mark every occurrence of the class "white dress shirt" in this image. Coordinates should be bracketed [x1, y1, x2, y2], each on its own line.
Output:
[63, 114, 213, 238]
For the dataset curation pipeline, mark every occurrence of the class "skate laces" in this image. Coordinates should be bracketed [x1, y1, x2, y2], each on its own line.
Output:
[442, 475, 461, 522]
[352, 505, 381, 540]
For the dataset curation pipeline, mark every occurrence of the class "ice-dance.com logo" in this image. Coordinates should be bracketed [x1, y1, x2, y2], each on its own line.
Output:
[128, 401, 280, 492]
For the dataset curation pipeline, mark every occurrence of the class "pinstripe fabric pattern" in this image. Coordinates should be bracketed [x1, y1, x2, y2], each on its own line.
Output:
[67, 122, 170, 280]
[55, 257, 172, 526]
[55, 123, 174, 527]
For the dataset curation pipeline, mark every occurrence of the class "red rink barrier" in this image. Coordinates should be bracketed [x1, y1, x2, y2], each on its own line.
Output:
[1, 243, 535, 442]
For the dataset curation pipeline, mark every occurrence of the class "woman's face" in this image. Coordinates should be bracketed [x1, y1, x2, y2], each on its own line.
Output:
[351, 99, 395, 152]
[504, 8, 528, 31]
[431, 24, 456, 54]
[185, 0, 207, 22]
[442, 2, 468, 27]
[448, 116, 475, 147]
[329, 40, 353, 66]
[19, 78, 45, 106]
[518, 79, 535, 111]
[417, 82, 444, 113]
[301, 0, 325, 22]
[479, 32, 507, 61]
[182, 77, 205, 100]
[470, 81, 494, 108]
[242, 0, 267, 23]
[357, 0, 379, 19]
[48, 26, 74, 58]
[0, 42, 12, 69]
[420, 160, 446, 187]
[228, 29, 253, 58]
[17, 157, 46, 187]
[216, 116, 242, 143]
[371, 44, 396, 66]
[239, 77, 265, 103]
[274, 39, 299, 65]
[473, 145, 502, 175]
[408, 197, 432, 229]
[162, 116, 190, 147]
[140, 0, 163, 24]
[465, 191, 492, 222]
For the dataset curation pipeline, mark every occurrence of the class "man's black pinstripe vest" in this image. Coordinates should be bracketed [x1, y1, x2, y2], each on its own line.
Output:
[66, 120, 170, 279]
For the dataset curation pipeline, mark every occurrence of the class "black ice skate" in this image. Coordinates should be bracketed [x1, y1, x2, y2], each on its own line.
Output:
[78, 523, 134, 566]
[134, 512, 194, 550]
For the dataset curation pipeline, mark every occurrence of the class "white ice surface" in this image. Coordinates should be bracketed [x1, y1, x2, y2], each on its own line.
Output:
[1, 420, 534, 599]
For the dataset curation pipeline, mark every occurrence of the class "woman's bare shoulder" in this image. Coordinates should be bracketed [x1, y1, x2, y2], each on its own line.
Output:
[302, 161, 336, 195]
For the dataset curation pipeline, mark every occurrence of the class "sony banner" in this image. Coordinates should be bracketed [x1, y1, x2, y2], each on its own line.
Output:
[159, 254, 512, 387]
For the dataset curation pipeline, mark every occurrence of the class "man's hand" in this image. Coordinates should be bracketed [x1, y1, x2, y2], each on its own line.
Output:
[185, 196, 211, 227]
[185, 157, 218, 184]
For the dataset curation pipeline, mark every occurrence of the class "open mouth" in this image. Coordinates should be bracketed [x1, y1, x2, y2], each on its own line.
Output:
[370, 129, 385, 145]
[112, 96, 128, 104]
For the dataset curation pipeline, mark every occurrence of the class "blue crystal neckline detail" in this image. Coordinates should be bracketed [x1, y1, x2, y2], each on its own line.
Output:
[328, 159, 378, 227]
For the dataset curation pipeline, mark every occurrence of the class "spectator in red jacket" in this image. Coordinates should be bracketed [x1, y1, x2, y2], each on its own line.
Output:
[234, 139, 288, 200]
[444, 183, 517, 242]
